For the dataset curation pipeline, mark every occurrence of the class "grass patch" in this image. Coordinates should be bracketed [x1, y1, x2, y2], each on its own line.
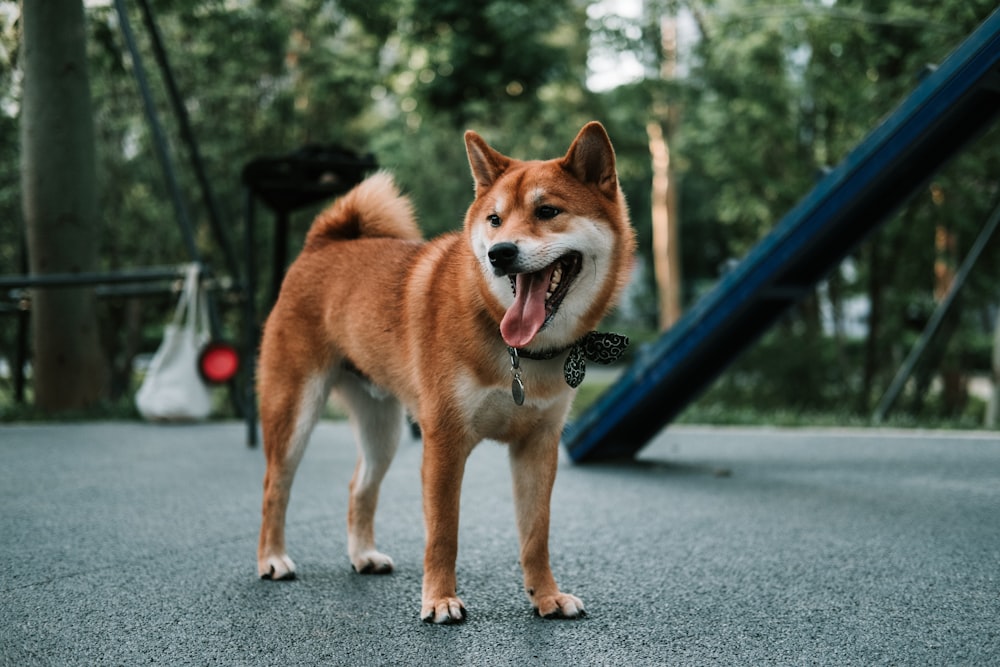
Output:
[568, 376, 995, 430]
[1, 394, 141, 422]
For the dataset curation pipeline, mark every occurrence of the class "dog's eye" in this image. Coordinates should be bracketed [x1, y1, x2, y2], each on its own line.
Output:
[487, 213, 502, 228]
[536, 206, 560, 220]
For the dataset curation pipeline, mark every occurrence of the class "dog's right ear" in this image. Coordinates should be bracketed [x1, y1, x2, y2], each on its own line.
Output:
[563, 121, 618, 201]
[465, 131, 511, 197]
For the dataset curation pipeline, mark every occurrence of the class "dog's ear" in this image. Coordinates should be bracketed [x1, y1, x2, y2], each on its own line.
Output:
[465, 131, 511, 197]
[563, 122, 618, 200]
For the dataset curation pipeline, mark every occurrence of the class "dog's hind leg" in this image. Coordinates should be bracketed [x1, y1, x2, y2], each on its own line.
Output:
[335, 375, 403, 574]
[258, 371, 332, 580]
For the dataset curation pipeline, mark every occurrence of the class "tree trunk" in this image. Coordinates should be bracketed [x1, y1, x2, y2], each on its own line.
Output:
[647, 119, 681, 330]
[648, 15, 681, 331]
[21, 0, 108, 410]
[931, 222, 965, 417]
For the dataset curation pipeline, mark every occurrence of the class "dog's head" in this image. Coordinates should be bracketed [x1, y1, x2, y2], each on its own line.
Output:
[464, 122, 636, 352]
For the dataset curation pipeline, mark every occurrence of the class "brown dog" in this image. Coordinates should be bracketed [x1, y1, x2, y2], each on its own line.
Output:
[256, 122, 635, 623]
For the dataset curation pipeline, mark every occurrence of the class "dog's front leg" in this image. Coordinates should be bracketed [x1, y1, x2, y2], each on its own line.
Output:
[420, 435, 469, 624]
[509, 433, 585, 619]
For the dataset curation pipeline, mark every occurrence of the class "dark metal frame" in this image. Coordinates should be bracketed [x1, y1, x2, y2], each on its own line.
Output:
[0, 265, 224, 404]
[872, 198, 1000, 422]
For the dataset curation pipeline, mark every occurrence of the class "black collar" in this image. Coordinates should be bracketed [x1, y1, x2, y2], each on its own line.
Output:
[506, 330, 630, 399]
[513, 344, 572, 361]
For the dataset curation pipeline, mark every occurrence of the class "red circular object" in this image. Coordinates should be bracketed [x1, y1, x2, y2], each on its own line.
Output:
[199, 342, 240, 384]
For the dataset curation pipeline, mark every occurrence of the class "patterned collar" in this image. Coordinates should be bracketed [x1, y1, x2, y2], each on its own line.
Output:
[506, 331, 629, 405]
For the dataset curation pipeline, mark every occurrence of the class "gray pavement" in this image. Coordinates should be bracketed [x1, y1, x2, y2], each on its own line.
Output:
[1, 420, 998, 666]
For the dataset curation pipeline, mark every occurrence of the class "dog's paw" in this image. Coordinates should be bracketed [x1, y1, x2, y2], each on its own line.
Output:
[258, 554, 296, 580]
[350, 550, 394, 575]
[533, 591, 585, 619]
[421, 596, 467, 624]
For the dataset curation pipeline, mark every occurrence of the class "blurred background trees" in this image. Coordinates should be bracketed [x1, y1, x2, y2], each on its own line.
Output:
[0, 0, 997, 424]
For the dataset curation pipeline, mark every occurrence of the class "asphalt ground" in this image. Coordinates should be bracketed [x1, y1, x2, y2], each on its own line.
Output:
[1, 420, 998, 666]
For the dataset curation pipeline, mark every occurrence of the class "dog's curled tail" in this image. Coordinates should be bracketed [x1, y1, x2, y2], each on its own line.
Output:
[305, 171, 420, 248]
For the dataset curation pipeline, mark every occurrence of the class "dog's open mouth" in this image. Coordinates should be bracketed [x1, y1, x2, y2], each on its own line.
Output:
[500, 252, 583, 348]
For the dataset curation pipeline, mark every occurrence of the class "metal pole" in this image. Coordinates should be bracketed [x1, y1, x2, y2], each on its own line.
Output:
[133, 0, 240, 282]
[116, 0, 237, 416]
[270, 210, 289, 308]
[873, 197, 1000, 423]
[14, 240, 28, 403]
[113, 0, 200, 263]
[244, 188, 259, 447]
[0, 265, 189, 289]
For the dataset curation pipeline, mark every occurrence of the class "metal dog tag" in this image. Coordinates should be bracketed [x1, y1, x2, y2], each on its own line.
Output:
[508, 347, 525, 406]
[511, 375, 525, 406]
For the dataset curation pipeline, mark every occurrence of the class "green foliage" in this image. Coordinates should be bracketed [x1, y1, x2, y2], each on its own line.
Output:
[402, 0, 579, 120]
[0, 0, 997, 423]
[666, 0, 999, 422]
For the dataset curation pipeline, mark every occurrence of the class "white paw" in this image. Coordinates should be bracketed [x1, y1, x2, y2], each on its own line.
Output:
[534, 591, 586, 619]
[258, 553, 297, 580]
[421, 596, 466, 624]
[350, 550, 394, 575]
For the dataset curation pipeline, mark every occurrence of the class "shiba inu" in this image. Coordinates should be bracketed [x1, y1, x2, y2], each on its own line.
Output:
[256, 122, 635, 623]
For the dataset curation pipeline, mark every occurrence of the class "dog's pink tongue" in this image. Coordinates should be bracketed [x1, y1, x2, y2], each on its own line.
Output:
[500, 269, 550, 348]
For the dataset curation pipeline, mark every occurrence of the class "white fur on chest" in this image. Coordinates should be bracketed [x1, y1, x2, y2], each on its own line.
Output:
[453, 367, 570, 442]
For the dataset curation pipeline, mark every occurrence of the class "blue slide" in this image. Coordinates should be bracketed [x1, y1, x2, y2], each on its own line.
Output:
[565, 10, 1000, 462]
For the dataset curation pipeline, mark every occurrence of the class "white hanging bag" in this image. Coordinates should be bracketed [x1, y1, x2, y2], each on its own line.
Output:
[136, 263, 213, 421]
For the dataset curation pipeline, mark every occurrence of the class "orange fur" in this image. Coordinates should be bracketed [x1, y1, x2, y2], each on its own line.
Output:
[257, 122, 636, 623]
[305, 170, 421, 247]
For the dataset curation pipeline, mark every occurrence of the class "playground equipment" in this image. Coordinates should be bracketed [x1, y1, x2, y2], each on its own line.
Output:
[2, 0, 377, 431]
[565, 9, 1000, 462]
[2, 0, 243, 407]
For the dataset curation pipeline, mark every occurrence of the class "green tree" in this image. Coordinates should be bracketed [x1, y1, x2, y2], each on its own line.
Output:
[801, 0, 999, 414]
[4, 0, 995, 423]
[370, 0, 597, 236]
[5, 0, 602, 409]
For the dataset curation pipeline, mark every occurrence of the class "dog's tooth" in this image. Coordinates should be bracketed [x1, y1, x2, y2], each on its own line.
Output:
[549, 272, 561, 294]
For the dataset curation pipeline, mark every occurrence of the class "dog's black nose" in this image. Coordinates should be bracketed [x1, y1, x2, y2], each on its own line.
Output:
[488, 242, 519, 273]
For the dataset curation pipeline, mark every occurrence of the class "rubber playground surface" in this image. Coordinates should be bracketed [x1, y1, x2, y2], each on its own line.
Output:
[2, 420, 998, 665]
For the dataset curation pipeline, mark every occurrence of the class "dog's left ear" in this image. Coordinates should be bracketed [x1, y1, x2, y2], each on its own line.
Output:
[465, 131, 511, 198]
[562, 122, 618, 200]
